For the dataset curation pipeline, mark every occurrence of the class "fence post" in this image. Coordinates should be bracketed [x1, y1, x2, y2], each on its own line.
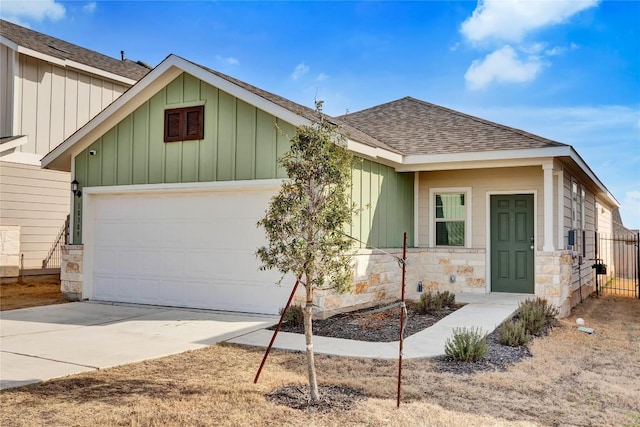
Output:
[636, 232, 640, 299]
[594, 231, 599, 296]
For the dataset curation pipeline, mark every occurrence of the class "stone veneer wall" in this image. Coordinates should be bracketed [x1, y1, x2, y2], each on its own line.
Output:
[534, 250, 577, 317]
[61, 245, 84, 301]
[0, 225, 21, 277]
[313, 248, 488, 318]
[317, 248, 583, 318]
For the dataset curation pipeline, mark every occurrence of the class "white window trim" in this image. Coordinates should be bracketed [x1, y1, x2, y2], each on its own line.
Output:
[428, 187, 472, 248]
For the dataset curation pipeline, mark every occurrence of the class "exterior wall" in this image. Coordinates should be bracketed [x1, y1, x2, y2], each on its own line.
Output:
[0, 44, 13, 138]
[417, 166, 544, 249]
[350, 159, 414, 248]
[13, 53, 127, 156]
[0, 50, 132, 277]
[72, 73, 413, 248]
[314, 247, 579, 319]
[0, 162, 69, 271]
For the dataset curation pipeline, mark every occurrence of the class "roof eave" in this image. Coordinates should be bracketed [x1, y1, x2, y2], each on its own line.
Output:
[1, 35, 137, 86]
[398, 146, 619, 208]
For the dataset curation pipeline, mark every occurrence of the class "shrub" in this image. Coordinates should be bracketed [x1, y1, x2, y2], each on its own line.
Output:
[444, 326, 488, 362]
[532, 297, 559, 321]
[517, 299, 548, 335]
[280, 304, 304, 327]
[440, 291, 456, 308]
[498, 320, 530, 347]
[414, 290, 456, 314]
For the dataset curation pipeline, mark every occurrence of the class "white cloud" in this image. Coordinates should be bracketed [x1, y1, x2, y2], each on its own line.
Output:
[291, 63, 309, 80]
[465, 45, 542, 90]
[461, 0, 600, 43]
[215, 55, 239, 66]
[82, 2, 97, 14]
[314, 73, 329, 82]
[545, 43, 579, 56]
[0, 0, 65, 23]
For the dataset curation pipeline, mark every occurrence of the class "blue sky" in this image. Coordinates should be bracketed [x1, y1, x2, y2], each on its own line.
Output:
[2, 0, 639, 228]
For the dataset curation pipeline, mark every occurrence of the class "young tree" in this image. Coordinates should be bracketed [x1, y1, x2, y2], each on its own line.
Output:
[257, 102, 355, 401]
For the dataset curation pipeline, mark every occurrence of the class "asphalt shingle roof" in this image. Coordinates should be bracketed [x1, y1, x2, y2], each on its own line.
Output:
[1, 19, 150, 81]
[341, 96, 568, 155]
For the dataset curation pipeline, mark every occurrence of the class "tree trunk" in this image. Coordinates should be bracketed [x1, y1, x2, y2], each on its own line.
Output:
[304, 293, 320, 401]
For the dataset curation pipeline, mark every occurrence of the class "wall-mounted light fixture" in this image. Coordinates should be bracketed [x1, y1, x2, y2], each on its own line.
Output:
[71, 179, 82, 197]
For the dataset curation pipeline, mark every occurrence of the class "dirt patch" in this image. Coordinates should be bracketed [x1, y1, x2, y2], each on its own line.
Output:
[0, 276, 66, 311]
[266, 384, 366, 412]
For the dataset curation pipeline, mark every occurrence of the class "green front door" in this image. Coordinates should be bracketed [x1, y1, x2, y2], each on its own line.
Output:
[490, 194, 535, 293]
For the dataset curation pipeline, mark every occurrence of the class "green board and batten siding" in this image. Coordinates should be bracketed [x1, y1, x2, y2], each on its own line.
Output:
[73, 73, 413, 247]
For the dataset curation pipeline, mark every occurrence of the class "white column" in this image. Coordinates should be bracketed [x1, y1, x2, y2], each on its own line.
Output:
[555, 168, 564, 250]
[543, 164, 555, 252]
[414, 172, 420, 247]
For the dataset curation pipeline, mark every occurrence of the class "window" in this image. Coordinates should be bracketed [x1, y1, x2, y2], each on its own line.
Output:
[434, 193, 466, 246]
[164, 106, 204, 142]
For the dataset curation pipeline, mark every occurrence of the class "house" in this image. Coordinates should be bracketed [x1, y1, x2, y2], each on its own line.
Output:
[0, 19, 150, 278]
[41, 54, 619, 317]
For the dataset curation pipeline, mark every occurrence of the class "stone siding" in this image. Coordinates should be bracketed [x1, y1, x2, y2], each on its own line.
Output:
[0, 225, 20, 277]
[61, 245, 84, 301]
[314, 247, 487, 318]
[534, 250, 582, 317]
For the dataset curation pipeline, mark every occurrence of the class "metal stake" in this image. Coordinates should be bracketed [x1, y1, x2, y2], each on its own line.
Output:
[254, 278, 300, 384]
[397, 231, 407, 408]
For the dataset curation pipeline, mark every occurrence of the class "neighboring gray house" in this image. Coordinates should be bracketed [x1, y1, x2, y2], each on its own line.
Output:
[0, 19, 149, 278]
[42, 54, 619, 317]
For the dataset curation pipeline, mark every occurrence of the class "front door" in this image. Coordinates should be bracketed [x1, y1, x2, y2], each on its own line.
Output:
[491, 194, 535, 293]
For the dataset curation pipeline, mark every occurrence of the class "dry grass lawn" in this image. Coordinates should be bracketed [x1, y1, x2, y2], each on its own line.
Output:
[1, 294, 639, 426]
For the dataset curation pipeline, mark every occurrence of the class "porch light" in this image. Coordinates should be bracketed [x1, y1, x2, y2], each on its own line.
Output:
[71, 179, 82, 197]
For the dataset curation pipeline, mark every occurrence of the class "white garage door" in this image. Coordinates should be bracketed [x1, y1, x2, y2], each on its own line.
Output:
[89, 188, 293, 315]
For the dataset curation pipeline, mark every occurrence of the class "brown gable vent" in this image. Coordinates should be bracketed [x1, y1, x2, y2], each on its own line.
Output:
[164, 106, 204, 142]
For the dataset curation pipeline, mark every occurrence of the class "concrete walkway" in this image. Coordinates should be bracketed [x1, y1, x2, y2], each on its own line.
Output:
[229, 293, 530, 359]
[1, 293, 529, 390]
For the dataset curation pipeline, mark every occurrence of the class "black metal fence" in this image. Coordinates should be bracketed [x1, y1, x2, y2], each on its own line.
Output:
[594, 232, 640, 298]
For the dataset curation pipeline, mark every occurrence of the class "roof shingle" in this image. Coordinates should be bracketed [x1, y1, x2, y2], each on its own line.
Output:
[341, 96, 568, 155]
[1, 19, 150, 81]
[180, 57, 401, 154]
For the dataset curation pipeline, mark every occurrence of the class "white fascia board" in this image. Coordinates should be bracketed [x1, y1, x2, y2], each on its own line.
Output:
[0, 36, 19, 51]
[1, 151, 42, 166]
[42, 61, 184, 171]
[396, 156, 554, 172]
[10, 44, 137, 86]
[0, 135, 28, 153]
[347, 139, 403, 165]
[401, 146, 573, 168]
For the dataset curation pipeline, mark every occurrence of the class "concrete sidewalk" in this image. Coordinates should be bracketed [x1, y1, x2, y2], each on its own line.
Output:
[228, 293, 530, 359]
[0, 302, 278, 390]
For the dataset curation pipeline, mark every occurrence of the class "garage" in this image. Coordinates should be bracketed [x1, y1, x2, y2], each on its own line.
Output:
[84, 186, 293, 315]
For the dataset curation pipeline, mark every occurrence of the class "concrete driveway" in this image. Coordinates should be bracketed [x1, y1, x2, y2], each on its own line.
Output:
[0, 302, 277, 390]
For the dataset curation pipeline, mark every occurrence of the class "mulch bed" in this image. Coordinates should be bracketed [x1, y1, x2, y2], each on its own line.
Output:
[275, 303, 461, 342]
[268, 301, 558, 411]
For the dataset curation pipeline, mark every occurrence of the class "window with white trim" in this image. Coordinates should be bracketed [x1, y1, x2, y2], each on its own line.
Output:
[434, 193, 466, 246]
